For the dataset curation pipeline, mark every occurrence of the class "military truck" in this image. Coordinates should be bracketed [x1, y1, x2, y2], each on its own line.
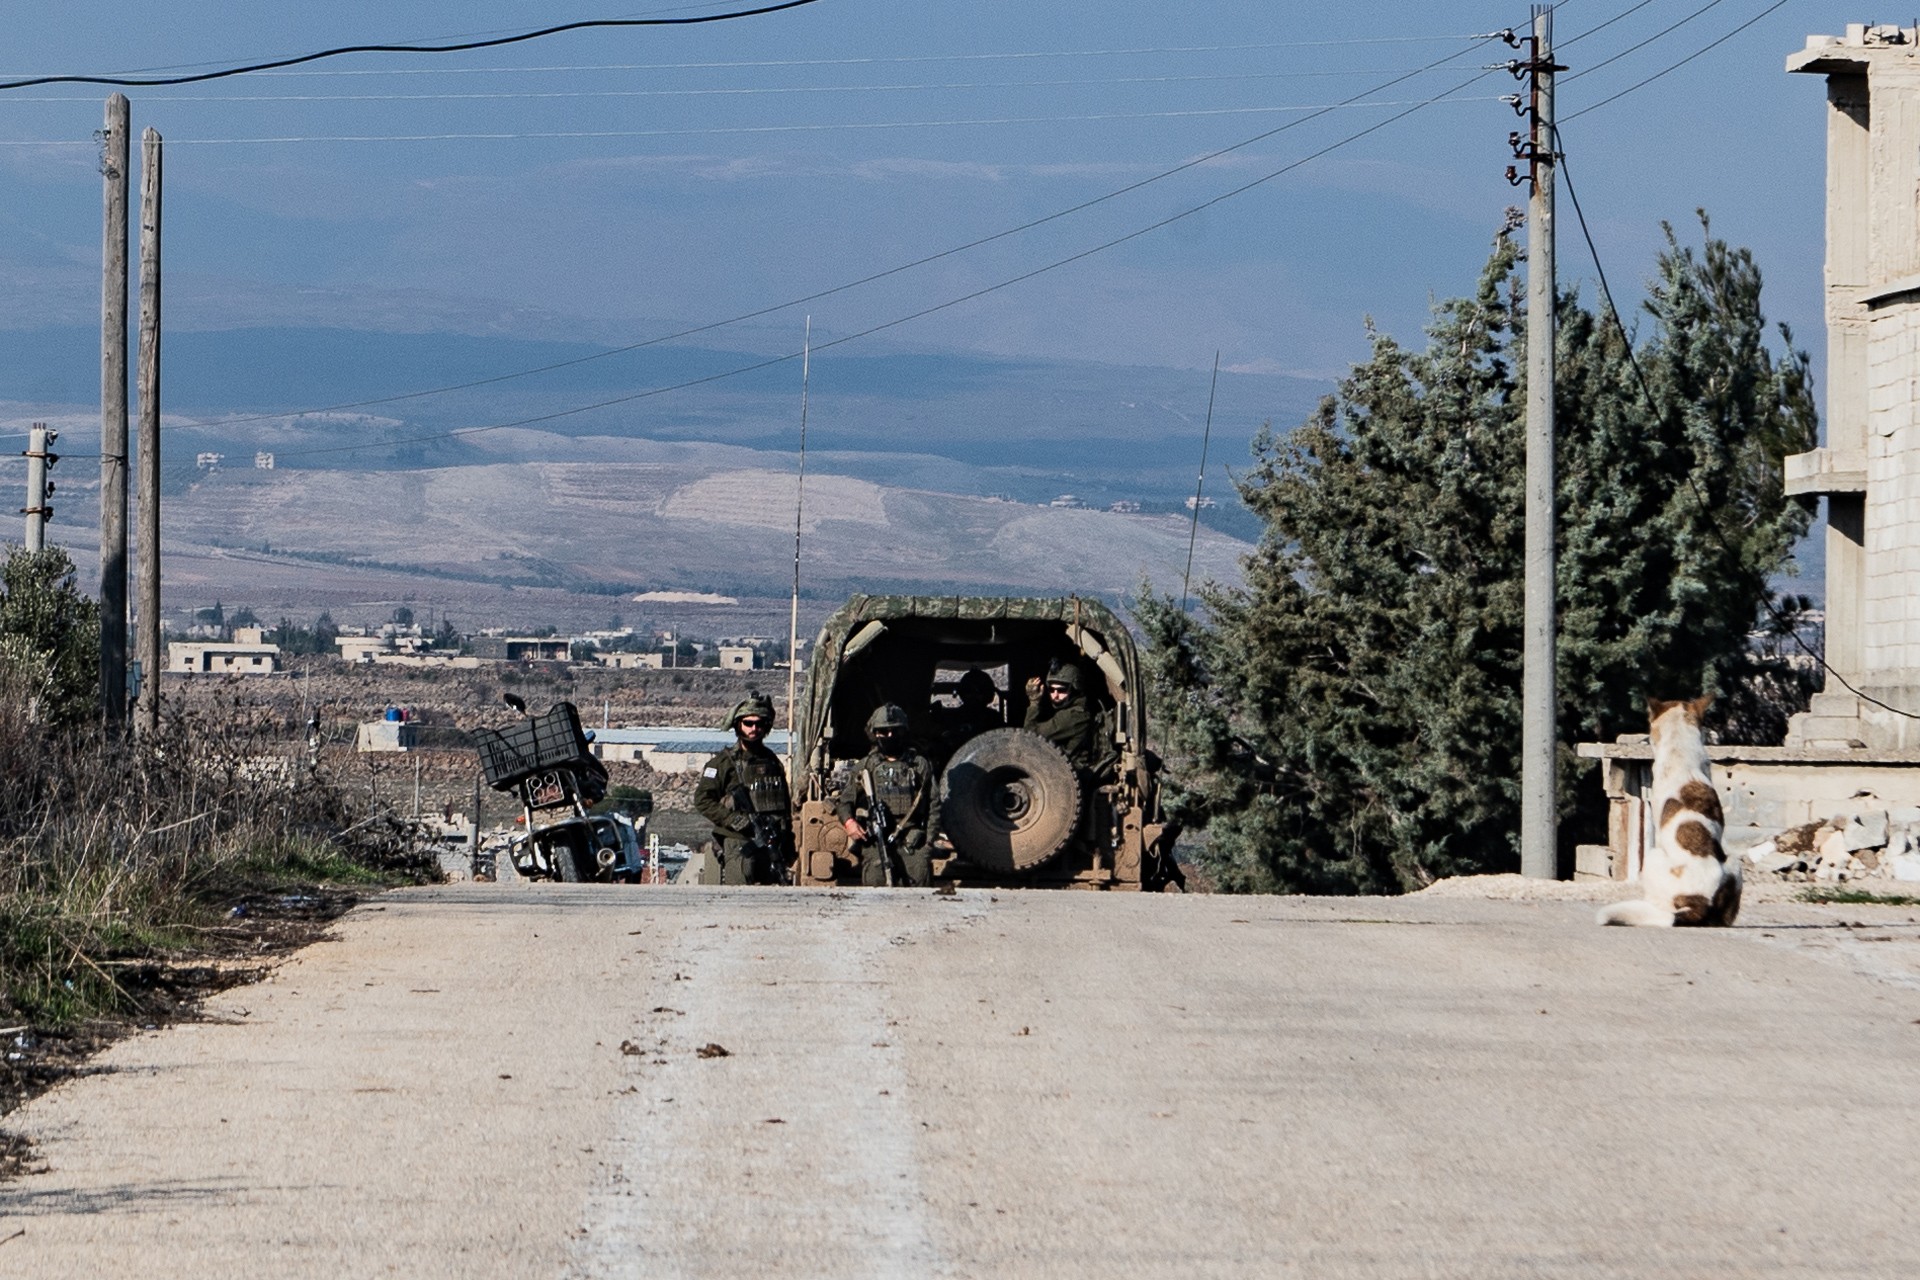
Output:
[791, 594, 1180, 889]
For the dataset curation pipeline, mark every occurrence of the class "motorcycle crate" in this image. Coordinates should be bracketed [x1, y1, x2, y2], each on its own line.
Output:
[476, 701, 599, 790]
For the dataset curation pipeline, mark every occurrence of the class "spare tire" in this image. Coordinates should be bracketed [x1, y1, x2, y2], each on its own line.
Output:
[941, 728, 1080, 873]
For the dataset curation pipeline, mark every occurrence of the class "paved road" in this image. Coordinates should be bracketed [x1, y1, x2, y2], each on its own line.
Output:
[5, 885, 1920, 1278]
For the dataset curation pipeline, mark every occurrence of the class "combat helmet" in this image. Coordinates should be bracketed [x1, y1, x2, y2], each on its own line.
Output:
[1045, 659, 1083, 693]
[728, 692, 776, 729]
[866, 703, 911, 739]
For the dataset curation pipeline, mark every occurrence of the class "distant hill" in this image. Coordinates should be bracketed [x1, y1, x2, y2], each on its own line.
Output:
[0, 324, 1327, 539]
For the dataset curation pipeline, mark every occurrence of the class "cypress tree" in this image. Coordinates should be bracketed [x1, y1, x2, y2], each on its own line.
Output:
[1141, 217, 1817, 892]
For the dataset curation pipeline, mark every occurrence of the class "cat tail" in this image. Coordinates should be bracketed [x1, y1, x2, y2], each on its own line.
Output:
[1596, 898, 1676, 928]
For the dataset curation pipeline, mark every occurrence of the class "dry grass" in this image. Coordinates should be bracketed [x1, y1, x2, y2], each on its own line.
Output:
[0, 679, 434, 1028]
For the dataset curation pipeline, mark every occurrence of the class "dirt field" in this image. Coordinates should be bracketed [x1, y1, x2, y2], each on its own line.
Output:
[163, 659, 782, 821]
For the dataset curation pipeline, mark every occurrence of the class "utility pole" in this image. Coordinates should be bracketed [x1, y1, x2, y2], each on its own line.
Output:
[100, 93, 130, 728]
[22, 424, 56, 551]
[135, 127, 163, 735]
[1508, 9, 1561, 879]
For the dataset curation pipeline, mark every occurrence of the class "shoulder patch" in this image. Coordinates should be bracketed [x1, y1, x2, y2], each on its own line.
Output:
[703, 766, 718, 778]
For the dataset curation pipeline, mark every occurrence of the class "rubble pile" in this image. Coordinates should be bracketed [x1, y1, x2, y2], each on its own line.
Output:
[1744, 809, 1920, 883]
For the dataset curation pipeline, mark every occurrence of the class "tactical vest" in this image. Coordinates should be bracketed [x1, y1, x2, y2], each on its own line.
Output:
[866, 755, 927, 823]
[738, 750, 790, 815]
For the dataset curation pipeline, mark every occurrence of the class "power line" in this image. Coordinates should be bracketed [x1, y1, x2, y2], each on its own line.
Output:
[1564, 0, 1791, 120]
[249, 61, 1506, 465]
[144, 34, 1507, 432]
[1561, 0, 1730, 82]
[0, 2, 828, 92]
[0, 34, 1498, 84]
[1555, 0, 1659, 50]
[0, 97, 1501, 148]
[1553, 129, 1920, 723]
[5, 66, 1470, 105]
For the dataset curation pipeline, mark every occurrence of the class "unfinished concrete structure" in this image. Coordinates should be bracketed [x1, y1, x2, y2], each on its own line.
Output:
[1783, 23, 1920, 748]
[1579, 23, 1920, 878]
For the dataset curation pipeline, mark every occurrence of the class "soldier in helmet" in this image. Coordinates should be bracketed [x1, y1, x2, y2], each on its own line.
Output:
[693, 692, 792, 885]
[836, 703, 936, 887]
[1023, 659, 1117, 779]
[931, 667, 1004, 762]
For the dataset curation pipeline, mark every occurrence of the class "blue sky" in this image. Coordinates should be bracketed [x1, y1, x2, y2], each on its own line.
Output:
[0, 2, 1856, 415]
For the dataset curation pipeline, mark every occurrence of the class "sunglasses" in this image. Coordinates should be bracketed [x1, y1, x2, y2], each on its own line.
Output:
[738, 717, 769, 729]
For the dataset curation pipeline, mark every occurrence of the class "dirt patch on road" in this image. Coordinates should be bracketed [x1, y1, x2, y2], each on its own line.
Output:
[0, 886, 368, 1179]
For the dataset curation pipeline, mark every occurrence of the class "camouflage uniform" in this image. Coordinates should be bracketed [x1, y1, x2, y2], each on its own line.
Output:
[693, 696, 791, 885]
[836, 705, 935, 887]
[1023, 662, 1117, 779]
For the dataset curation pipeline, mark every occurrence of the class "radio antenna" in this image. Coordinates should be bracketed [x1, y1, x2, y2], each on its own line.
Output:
[785, 316, 811, 768]
[1181, 351, 1220, 612]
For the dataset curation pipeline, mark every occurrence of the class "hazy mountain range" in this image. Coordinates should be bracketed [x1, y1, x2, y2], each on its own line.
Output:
[2, 325, 1315, 629]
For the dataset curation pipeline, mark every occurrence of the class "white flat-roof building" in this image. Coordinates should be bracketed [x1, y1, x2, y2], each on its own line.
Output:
[591, 726, 791, 772]
[167, 626, 280, 675]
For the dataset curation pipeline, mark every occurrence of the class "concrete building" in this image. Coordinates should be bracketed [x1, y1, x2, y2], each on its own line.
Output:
[469, 636, 571, 663]
[1781, 23, 1920, 749]
[590, 726, 791, 773]
[718, 646, 758, 671]
[356, 720, 419, 752]
[167, 626, 280, 675]
[337, 637, 387, 664]
[1579, 23, 1920, 879]
[595, 652, 665, 670]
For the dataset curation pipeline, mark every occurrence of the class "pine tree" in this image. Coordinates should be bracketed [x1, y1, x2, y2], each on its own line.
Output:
[0, 546, 102, 728]
[1141, 218, 1817, 893]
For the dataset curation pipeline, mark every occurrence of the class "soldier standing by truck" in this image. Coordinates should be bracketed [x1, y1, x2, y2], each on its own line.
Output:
[837, 704, 935, 888]
[693, 693, 792, 885]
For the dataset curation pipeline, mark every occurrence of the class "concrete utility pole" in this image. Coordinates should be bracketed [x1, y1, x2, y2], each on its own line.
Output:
[22, 424, 55, 551]
[1516, 8, 1559, 879]
[100, 93, 131, 728]
[135, 127, 163, 735]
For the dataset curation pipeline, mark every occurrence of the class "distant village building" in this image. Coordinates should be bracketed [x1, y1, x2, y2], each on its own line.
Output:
[167, 625, 280, 675]
[718, 645, 759, 671]
[196, 451, 223, 471]
[596, 652, 665, 670]
[254, 452, 274, 470]
[469, 635, 571, 662]
[1184, 495, 1217, 510]
[337, 637, 387, 664]
[1048, 494, 1085, 509]
[355, 719, 418, 752]
[1107, 500, 1142, 514]
[591, 726, 791, 772]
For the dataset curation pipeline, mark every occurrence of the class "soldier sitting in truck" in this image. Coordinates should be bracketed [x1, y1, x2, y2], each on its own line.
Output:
[928, 667, 1004, 763]
[1023, 659, 1117, 781]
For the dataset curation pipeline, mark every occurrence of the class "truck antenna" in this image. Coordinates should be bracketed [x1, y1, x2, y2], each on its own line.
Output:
[785, 316, 811, 768]
[1181, 351, 1220, 612]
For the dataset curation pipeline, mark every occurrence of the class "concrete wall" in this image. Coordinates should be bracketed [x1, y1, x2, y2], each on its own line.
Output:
[1580, 741, 1920, 879]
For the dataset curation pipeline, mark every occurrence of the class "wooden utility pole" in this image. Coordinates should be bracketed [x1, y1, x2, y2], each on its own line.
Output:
[135, 127, 163, 735]
[23, 424, 54, 551]
[1515, 8, 1560, 879]
[100, 93, 130, 728]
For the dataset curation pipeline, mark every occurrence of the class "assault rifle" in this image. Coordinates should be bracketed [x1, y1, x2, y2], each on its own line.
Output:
[861, 767, 897, 888]
[729, 784, 790, 884]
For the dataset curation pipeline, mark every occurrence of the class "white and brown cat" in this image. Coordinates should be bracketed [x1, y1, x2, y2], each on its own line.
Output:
[1597, 695, 1741, 928]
